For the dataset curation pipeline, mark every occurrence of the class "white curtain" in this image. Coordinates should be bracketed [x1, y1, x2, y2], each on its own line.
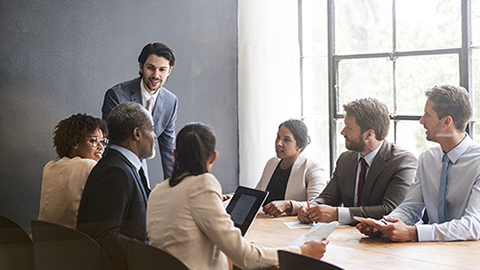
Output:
[238, 0, 301, 187]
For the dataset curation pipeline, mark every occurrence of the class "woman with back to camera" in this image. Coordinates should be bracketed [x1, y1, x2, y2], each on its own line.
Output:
[255, 119, 327, 217]
[147, 122, 328, 270]
[38, 113, 108, 229]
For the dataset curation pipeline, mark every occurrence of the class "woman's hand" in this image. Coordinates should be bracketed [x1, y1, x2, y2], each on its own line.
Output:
[263, 201, 292, 217]
[300, 239, 329, 259]
[222, 193, 233, 201]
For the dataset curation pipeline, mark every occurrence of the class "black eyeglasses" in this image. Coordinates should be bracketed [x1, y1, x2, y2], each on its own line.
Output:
[88, 138, 109, 148]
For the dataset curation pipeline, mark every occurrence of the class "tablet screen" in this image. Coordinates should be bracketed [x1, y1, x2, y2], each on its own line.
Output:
[226, 186, 269, 235]
[229, 194, 257, 224]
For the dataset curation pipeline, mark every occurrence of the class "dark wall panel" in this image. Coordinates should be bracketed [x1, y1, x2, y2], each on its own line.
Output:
[0, 0, 238, 231]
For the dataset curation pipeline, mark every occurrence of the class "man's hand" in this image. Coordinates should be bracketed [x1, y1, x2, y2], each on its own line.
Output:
[300, 239, 329, 259]
[263, 200, 292, 217]
[305, 205, 338, 223]
[375, 217, 418, 242]
[297, 206, 312, 223]
[356, 222, 381, 238]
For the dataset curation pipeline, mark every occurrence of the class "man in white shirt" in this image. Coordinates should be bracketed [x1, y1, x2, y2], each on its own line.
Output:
[298, 98, 417, 225]
[357, 85, 480, 241]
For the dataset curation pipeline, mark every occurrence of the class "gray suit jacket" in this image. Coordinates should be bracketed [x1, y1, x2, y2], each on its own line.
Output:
[315, 140, 417, 221]
[101, 77, 177, 179]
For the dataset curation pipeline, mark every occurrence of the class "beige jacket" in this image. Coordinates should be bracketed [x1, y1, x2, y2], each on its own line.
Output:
[255, 155, 327, 214]
[147, 173, 301, 270]
[38, 157, 96, 229]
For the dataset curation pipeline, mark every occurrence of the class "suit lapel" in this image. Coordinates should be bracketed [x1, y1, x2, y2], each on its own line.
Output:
[130, 78, 143, 104]
[361, 141, 389, 202]
[131, 167, 149, 202]
[345, 152, 359, 206]
[110, 149, 149, 202]
[152, 87, 164, 125]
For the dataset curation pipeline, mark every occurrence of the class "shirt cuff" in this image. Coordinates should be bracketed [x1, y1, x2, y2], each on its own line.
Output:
[415, 224, 434, 242]
[289, 201, 307, 215]
[337, 207, 353, 224]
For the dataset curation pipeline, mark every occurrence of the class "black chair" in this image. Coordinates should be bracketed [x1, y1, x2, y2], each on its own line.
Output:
[278, 250, 344, 270]
[119, 237, 188, 270]
[0, 215, 34, 270]
[31, 220, 111, 270]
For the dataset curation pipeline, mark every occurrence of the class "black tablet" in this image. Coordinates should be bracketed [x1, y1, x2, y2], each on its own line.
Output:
[226, 186, 269, 236]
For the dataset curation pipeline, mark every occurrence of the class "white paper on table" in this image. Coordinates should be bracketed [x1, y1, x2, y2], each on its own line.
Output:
[284, 221, 314, 229]
[286, 221, 338, 246]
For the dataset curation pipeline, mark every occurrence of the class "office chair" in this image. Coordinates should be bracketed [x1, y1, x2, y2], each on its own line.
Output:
[278, 250, 344, 270]
[0, 215, 34, 270]
[31, 220, 111, 270]
[119, 237, 188, 270]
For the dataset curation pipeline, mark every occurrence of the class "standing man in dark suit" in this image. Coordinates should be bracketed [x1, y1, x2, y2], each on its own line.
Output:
[298, 98, 417, 225]
[102, 42, 177, 181]
[77, 102, 155, 269]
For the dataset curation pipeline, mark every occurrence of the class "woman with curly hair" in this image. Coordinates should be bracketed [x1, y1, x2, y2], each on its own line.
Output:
[38, 113, 108, 229]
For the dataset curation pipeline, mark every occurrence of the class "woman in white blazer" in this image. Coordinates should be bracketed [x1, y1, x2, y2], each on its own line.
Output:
[147, 122, 328, 270]
[38, 114, 108, 229]
[256, 119, 327, 216]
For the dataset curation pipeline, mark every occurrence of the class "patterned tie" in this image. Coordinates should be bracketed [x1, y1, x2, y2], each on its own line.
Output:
[438, 154, 451, 223]
[145, 97, 154, 114]
[357, 157, 368, 206]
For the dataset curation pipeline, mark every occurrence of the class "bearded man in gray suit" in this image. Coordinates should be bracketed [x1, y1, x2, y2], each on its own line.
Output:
[298, 98, 417, 225]
[102, 42, 177, 181]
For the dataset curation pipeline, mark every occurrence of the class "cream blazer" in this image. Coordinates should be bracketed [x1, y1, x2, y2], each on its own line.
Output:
[255, 155, 327, 214]
[38, 157, 97, 229]
[147, 173, 301, 270]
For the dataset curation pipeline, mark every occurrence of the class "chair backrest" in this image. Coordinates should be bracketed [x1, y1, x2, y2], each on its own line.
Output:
[278, 250, 344, 270]
[119, 237, 188, 270]
[0, 215, 34, 270]
[31, 220, 111, 270]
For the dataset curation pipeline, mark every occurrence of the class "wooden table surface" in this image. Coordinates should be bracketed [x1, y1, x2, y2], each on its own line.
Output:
[245, 215, 480, 269]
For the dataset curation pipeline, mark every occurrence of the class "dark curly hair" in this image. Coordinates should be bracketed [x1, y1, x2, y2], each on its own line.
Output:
[53, 114, 108, 158]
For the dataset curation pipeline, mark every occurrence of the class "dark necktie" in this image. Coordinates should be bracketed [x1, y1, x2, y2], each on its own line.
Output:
[438, 154, 451, 223]
[139, 167, 151, 196]
[357, 157, 368, 206]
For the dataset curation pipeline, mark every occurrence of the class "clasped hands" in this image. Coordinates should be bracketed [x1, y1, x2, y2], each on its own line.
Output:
[297, 204, 338, 223]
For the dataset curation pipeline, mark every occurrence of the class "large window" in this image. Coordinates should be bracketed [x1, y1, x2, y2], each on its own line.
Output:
[300, 0, 479, 173]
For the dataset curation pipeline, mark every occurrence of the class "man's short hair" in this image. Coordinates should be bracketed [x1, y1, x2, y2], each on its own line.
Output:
[343, 98, 390, 140]
[138, 42, 176, 67]
[425, 85, 472, 131]
[107, 102, 152, 144]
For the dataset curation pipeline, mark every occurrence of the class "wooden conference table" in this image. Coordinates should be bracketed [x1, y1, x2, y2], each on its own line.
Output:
[245, 215, 480, 270]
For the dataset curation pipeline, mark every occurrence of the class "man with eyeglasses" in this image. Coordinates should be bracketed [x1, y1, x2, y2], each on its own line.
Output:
[78, 102, 156, 270]
[101, 42, 177, 184]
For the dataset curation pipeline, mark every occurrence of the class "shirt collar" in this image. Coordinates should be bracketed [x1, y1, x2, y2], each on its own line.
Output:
[445, 133, 473, 164]
[358, 140, 384, 167]
[109, 144, 142, 171]
[140, 79, 160, 107]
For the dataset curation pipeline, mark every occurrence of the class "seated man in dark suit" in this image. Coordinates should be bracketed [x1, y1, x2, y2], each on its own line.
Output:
[77, 102, 155, 269]
[298, 98, 417, 225]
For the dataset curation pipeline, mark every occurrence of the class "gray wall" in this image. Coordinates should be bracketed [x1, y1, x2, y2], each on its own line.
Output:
[0, 0, 238, 232]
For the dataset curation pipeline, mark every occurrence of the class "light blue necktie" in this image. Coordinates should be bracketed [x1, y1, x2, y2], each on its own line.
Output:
[438, 154, 451, 223]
